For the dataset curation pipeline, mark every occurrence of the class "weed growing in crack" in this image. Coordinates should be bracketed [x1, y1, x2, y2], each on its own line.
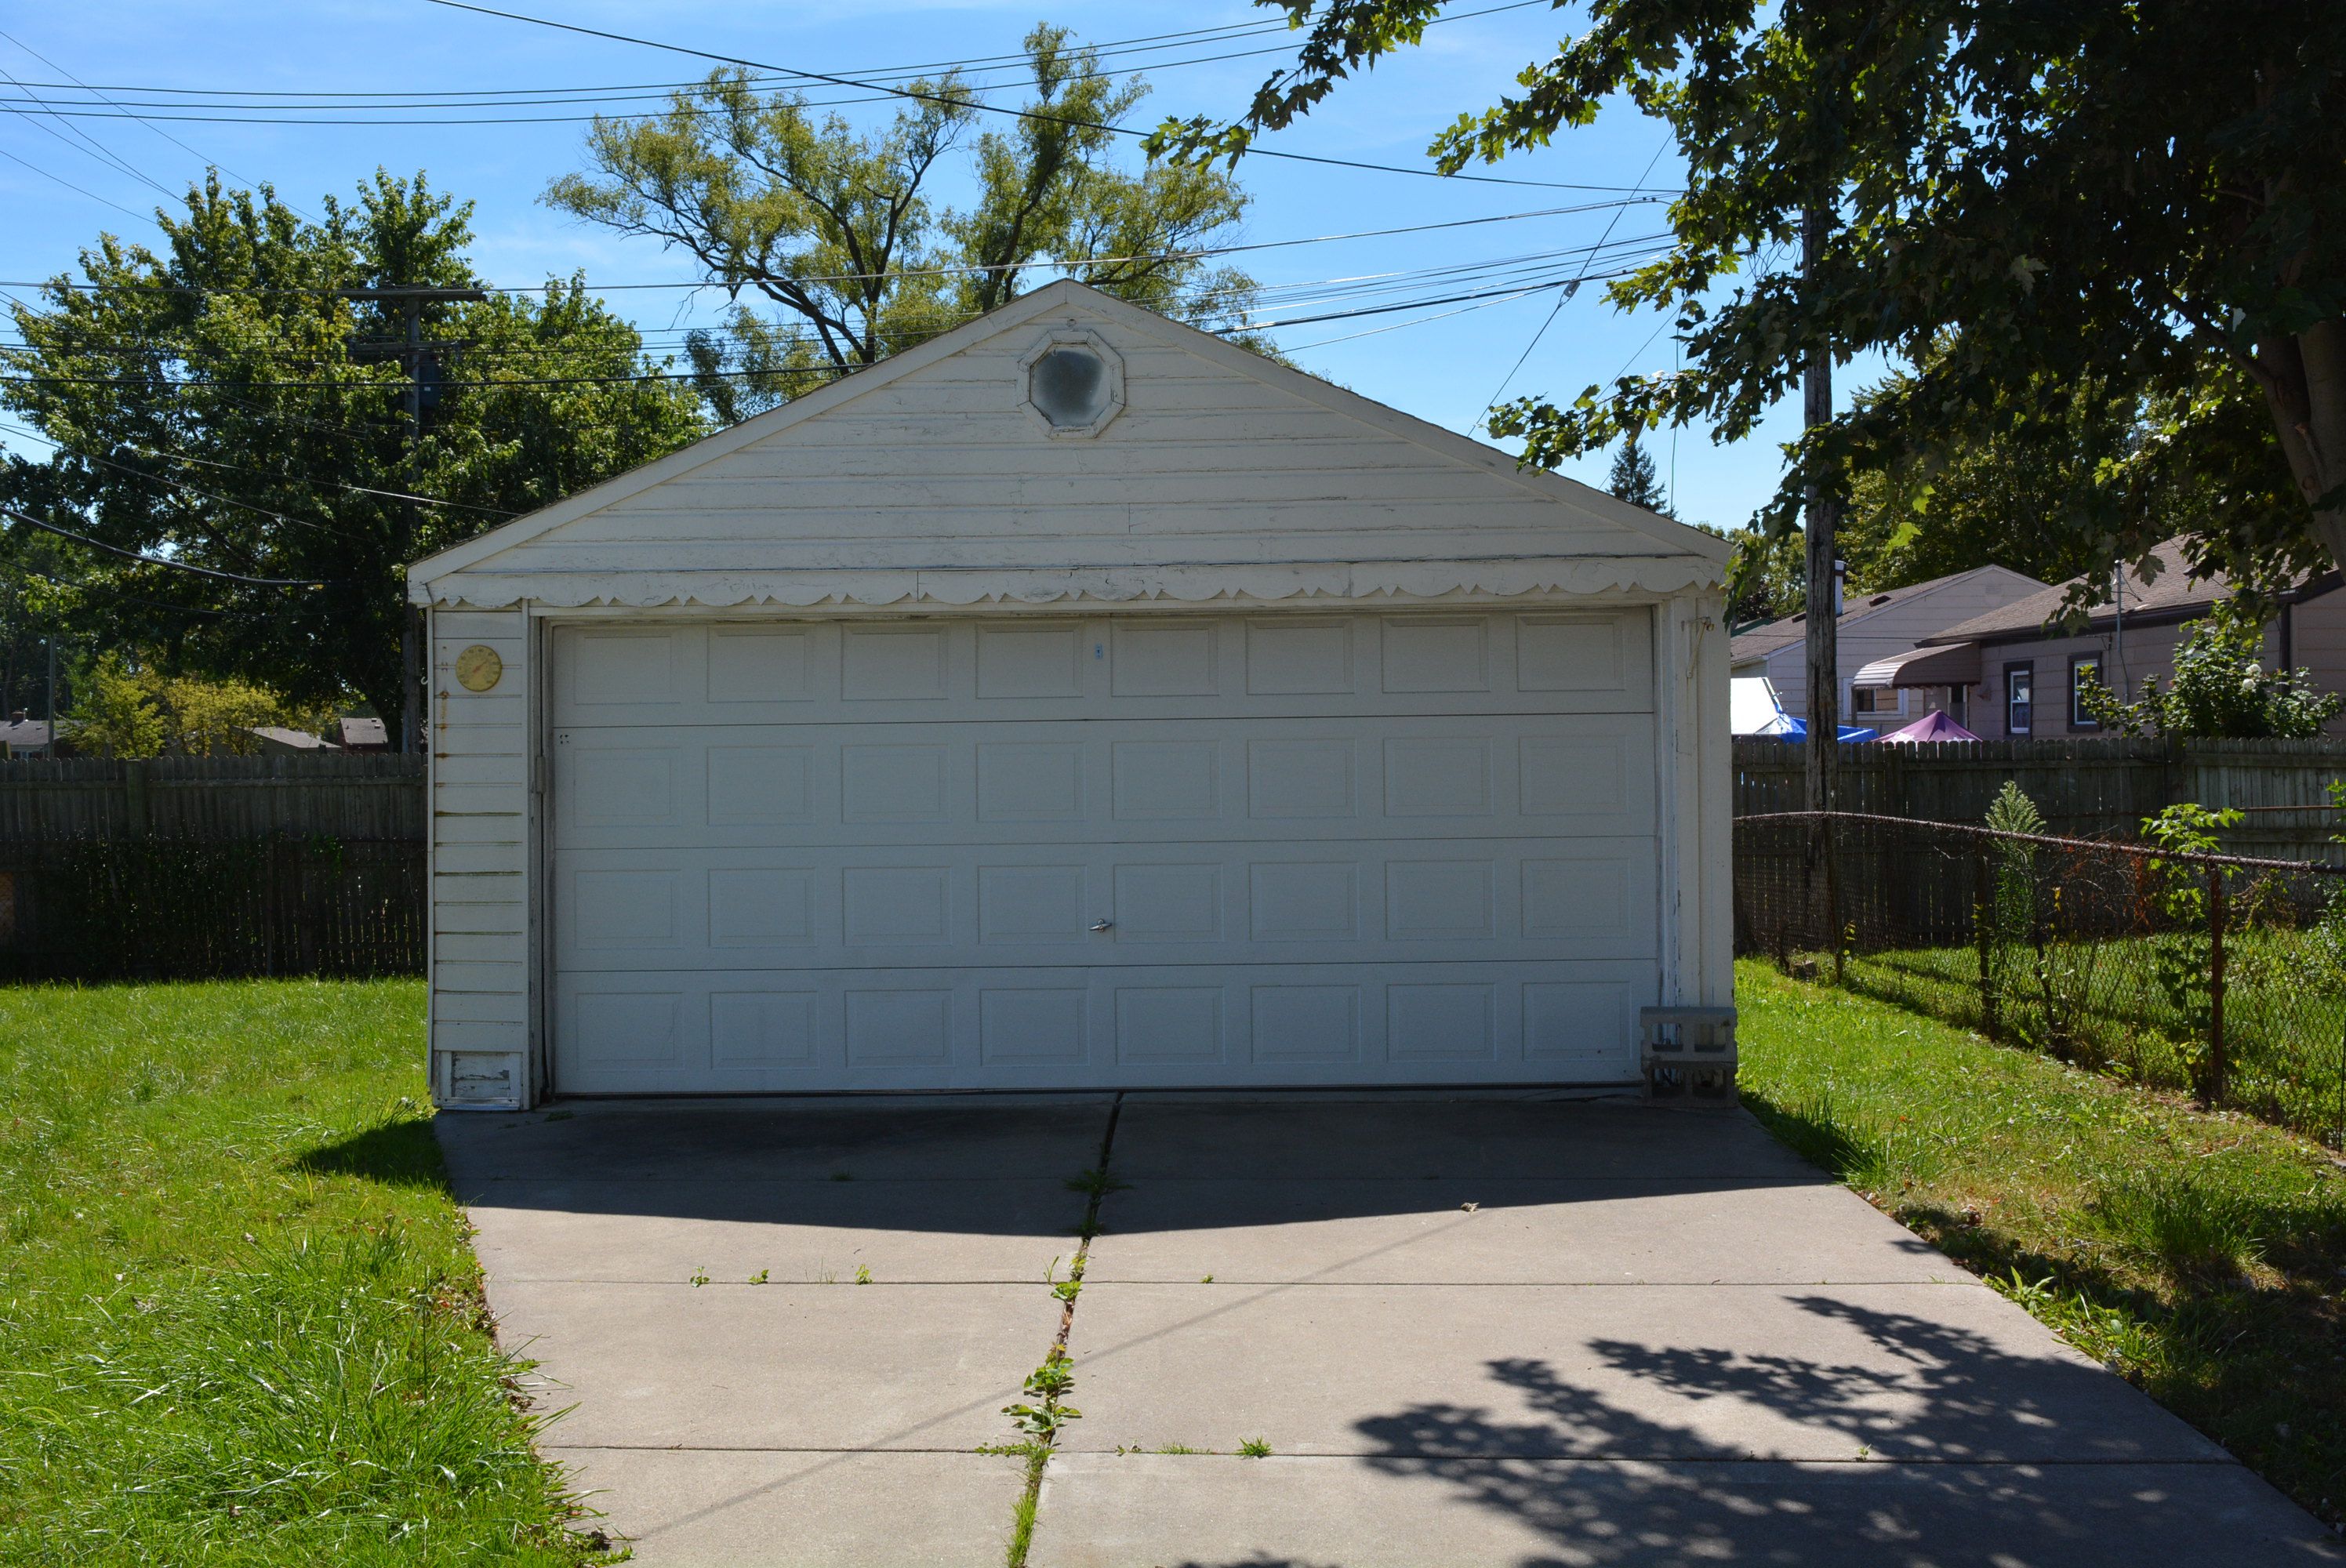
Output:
[688, 1268, 710, 1287]
[1002, 1348, 1080, 1441]
[830, 1171, 853, 1182]
[747, 1269, 768, 1286]
[1238, 1437, 1272, 1458]
[1066, 1167, 1129, 1201]
[853, 1264, 873, 1286]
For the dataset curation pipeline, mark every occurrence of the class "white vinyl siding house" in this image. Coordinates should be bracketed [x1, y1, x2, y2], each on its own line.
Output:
[409, 281, 1733, 1109]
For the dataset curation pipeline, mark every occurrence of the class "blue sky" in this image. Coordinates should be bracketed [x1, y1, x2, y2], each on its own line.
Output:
[0, 1, 1861, 531]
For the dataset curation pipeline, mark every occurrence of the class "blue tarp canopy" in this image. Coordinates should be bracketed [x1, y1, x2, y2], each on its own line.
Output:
[1772, 717, 1876, 742]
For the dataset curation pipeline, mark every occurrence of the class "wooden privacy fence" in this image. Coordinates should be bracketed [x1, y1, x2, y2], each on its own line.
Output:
[0, 753, 424, 840]
[0, 755, 427, 982]
[1734, 736, 2346, 858]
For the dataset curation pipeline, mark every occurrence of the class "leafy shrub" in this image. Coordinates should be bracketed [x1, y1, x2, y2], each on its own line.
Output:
[2081, 599, 2344, 739]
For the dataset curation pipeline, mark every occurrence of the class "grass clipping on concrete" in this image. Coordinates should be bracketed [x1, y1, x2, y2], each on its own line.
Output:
[1736, 959, 2346, 1530]
[0, 980, 611, 1565]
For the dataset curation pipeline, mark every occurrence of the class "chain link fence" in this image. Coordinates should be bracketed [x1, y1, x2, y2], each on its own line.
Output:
[1735, 811, 2346, 1147]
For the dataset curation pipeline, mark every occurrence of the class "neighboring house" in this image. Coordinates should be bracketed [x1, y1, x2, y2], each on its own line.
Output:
[336, 716, 390, 752]
[0, 715, 66, 758]
[405, 278, 1735, 1111]
[1907, 539, 2346, 739]
[246, 725, 342, 754]
[1730, 566, 2048, 735]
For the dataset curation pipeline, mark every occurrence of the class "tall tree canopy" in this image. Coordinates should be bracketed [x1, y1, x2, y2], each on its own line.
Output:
[0, 174, 703, 739]
[547, 25, 1271, 424]
[1153, 1, 2346, 594]
[1604, 434, 1671, 515]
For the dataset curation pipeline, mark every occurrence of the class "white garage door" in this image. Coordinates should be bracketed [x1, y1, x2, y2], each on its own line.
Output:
[549, 611, 1661, 1093]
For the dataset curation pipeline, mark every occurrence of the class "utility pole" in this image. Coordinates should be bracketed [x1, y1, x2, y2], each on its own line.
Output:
[340, 285, 485, 755]
[1801, 208, 1839, 813]
[1801, 204, 1844, 972]
[42, 633, 55, 760]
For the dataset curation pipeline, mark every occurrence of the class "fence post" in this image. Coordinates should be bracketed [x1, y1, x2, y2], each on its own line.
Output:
[1974, 849, 1996, 1040]
[1827, 816, 1845, 986]
[2206, 866, 2227, 1108]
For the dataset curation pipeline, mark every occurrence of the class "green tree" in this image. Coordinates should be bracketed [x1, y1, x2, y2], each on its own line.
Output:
[0, 173, 704, 742]
[1720, 525, 1803, 628]
[547, 27, 1269, 424]
[1152, 2, 2346, 591]
[66, 651, 330, 757]
[1605, 434, 1672, 516]
[1839, 368, 2140, 593]
[2081, 601, 2344, 739]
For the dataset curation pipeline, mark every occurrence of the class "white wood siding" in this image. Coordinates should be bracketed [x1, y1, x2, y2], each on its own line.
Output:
[428, 605, 533, 1106]
[459, 314, 1678, 586]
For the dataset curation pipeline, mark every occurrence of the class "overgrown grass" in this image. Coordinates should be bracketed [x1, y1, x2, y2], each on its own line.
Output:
[0, 979, 612, 1565]
[1738, 959, 2346, 1529]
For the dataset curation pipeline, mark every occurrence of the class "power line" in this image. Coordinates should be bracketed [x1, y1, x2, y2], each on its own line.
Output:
[0, 200, 1665, 301]
[1471, 132, 1674, 435]
[421, 0, 1672, 195]
[0, 3, 1549, 107]
[1, 506, 333, 586]
[0, 237, 1674, 366]
[0, 62, 178, 201]
[0, 561, 251, 618]
[0, 256, 1668, 394]
[0, 27, 304, 219]
[0, 418, 387, 539]
[0, 143, 152, 222]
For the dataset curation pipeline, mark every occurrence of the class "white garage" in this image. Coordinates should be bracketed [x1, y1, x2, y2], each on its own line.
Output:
[411, 281, 1732, 1109]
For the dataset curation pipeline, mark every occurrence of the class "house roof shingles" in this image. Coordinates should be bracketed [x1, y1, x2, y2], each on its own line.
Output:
[1923, 540, 2247, 646]
[1730, 570, 2006, 664]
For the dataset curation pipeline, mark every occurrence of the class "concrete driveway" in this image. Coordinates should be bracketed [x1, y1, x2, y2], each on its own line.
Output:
[437, 1094, 2340, 1566]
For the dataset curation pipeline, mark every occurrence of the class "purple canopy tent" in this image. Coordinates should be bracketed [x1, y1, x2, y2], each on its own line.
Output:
[1879, 710, 1980, 744]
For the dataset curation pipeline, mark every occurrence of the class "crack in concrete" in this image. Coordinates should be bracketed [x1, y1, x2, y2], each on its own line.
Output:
[1004, 1090, 1126, 1567]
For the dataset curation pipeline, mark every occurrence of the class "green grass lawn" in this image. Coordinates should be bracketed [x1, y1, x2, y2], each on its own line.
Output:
[1738, 958, 2346, 1529]
[1821, 932, 2346, 1142]
[0, 980, 612, 1566]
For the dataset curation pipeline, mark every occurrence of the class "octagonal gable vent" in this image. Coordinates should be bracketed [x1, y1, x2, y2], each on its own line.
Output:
[1019, 329, 1124, 437]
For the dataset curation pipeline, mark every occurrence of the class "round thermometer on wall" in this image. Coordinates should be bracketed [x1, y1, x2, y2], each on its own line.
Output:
[454, 644, 503, 692]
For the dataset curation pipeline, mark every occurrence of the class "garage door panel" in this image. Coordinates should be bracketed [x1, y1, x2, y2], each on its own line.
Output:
[550, 611, 1664, 1094]
[552, 612, 1655, 729]
[552, 961, 1655, 1094]
[555, 840, 1658, 969]
[556, 713, 1655, 846]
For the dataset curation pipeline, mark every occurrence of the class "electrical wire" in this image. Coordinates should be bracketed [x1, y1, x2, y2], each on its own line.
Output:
[0, 255, 1669, 392]
[419, 0, 1670, 195]
[0, 143, 151, 222]
[0, 238, 1674, 367]
[0, 199, 1665, 300]
[0, 27, 303, 219]
[1, 506, 333, 586]
[0, 418, 390, 540]
[0, 3, 1549, 111]
[1471, 132, 1675, 435]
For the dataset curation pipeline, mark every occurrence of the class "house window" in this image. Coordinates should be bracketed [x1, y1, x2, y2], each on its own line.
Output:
[2005, 662, 2033, 736]
[2068, 654, 2103, 731]
[1850, 684, 1905, 718]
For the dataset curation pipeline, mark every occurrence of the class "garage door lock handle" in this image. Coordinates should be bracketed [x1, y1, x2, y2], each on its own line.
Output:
[1089, 919, 1115, 932]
